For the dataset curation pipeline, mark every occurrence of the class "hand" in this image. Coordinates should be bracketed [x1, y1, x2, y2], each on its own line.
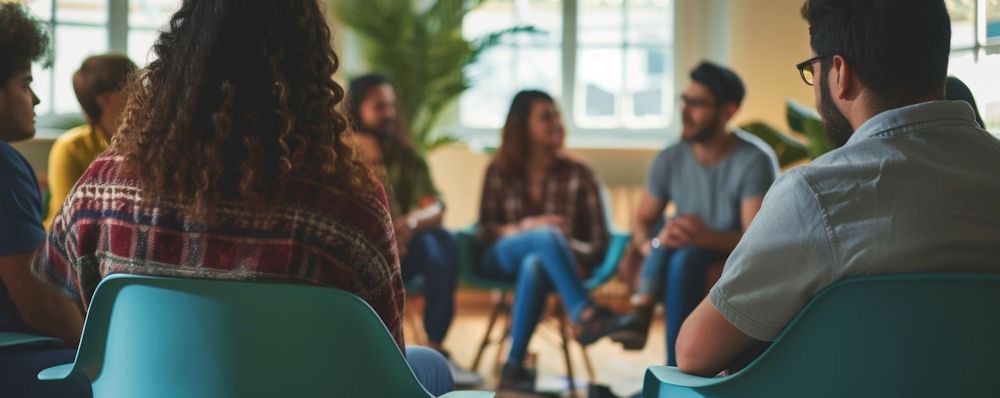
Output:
[659, 214, 710, 248]
[519, 214, 570, 236]
[636, 237, 654, 257]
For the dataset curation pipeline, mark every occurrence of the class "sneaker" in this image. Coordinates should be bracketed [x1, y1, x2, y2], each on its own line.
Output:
[574, 305, 638, 346]
[445, 357, 484, 388]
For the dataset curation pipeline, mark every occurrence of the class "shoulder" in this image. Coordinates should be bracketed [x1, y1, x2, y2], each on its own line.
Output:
[558, 154, 599, 180]
[52, 124, 94, 147]
[0, 142, 35, 180]
[732, 130, 779, 167]
[652, 142, 688, 166]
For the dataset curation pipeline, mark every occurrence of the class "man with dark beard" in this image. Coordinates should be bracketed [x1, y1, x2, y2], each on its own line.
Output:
[674, 0, 1000, 377]
[610, 61, 778, 367]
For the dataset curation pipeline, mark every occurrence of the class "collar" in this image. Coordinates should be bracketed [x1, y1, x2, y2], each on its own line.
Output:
[846, 100, 981, 146]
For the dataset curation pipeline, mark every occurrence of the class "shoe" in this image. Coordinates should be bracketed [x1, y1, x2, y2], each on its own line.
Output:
[437, 349, 485, 387]
[574, 305, 637, 346]
[446, 357, 484, 387]
[608, 303, 653, 350]
[498, 362, 536, 393]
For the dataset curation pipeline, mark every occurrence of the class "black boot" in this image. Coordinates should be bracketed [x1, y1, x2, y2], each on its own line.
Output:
[609, 302, 653, 350]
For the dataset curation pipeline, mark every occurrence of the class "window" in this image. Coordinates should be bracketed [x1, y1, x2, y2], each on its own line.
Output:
[461, 0, 675, 145]
[26, 0, 177, 117]
[946, 0, 1000, 131]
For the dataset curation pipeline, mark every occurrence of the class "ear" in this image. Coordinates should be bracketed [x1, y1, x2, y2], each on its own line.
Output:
[95, 92, 114, 110]
[829, 55, 857, 101]
[718, 102, 739, 122]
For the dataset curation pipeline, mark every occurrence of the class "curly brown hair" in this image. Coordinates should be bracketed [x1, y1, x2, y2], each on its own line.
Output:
[114, 0, 375, 223]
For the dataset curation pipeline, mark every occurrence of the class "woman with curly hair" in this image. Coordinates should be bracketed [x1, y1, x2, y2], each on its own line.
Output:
[31, 0, 452, 394]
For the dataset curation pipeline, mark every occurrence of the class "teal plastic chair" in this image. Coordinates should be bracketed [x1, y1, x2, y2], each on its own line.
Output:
[643, 273, 1000, 398]
[458, 185, 630, 386]
[0, 331, 62, 349]
[37, 274, 493, 398]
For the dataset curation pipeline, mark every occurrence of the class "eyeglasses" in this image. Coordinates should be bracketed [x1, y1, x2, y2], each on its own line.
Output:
[680, 94, 716, 109]
[795, 54, 834, 86]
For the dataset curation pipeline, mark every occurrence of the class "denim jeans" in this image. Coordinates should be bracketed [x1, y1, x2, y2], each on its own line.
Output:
[405, 345, 454, 396]
[482, 227, 592, 365]
[401, 227, 459, 345]
[639, 245, 724, 366]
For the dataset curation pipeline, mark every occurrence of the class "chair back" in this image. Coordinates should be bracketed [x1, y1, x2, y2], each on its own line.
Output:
[644, 273, 1000, 397]
[58, 274, 431, 398]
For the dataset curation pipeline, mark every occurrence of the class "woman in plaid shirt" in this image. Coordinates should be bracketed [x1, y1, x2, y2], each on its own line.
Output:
[478, 90, 636, 393]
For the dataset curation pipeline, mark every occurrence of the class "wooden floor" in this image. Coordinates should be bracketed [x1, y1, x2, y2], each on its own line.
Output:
[404, 287, 666, 397]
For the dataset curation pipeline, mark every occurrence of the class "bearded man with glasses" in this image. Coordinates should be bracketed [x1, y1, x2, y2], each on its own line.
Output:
[609, 61, 778, 368]
[675, 0, 1000, 377]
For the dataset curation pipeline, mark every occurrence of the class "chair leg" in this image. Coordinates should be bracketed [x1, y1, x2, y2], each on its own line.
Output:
[471, 289, 508, 372]
[556, 305, 578, 398]
[579, 338, 596, 381]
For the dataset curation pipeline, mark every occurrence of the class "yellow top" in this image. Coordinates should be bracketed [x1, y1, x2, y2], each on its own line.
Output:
[44, 124, 108, 231]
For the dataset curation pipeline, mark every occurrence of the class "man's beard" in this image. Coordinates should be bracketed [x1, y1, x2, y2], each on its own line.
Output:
[817, 71, 854, 149]
[368, 119, 397, 138]
[682, 113, 722, 143]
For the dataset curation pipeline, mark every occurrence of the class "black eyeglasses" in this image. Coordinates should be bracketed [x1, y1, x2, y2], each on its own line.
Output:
[680, 94, 716, 109]
[795, 54, 834, 86]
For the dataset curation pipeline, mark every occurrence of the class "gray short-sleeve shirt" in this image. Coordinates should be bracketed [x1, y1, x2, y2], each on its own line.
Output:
[711, 101, 1000, 342]
[646, 130, 778, 232]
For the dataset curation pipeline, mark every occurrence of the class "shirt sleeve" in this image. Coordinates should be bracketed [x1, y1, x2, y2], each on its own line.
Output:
[571, 164, 610, 267]
[410, 155, 441, 208]
[30, 180, 84, 303]
[709, 169, 839, 341]
[477, 162, 504, 244]
[739, 150, 779, 202]
[0, 155, 45, 256]
[645, 149, 671, 202]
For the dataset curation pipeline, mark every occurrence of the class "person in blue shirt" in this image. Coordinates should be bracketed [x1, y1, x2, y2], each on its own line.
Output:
[0, 4, 89, 396]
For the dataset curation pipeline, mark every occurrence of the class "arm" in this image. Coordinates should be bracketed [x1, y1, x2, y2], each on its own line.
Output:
[0, 249, 84, 346]
[568, 167, 610, 265]
[660, 196, 765, 252]
[631, 189, 668, 257]
[675, 297, 758, 376]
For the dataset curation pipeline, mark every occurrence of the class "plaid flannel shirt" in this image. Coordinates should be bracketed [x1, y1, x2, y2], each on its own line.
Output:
[31, 154, 405, 350]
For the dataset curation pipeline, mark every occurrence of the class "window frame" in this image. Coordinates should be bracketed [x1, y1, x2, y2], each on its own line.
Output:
[456, 0, 678, 149]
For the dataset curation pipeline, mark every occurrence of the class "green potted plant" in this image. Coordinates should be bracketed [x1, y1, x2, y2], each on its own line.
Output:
[331, 0, 535, 153]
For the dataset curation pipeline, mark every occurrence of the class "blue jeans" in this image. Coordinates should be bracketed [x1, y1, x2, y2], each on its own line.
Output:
[405, 345, 454, 396]
[639, 246, 724, 366]
[482, 228, 592, 366]
[402, 228, 459, 345]
[0, 346, 91, 397]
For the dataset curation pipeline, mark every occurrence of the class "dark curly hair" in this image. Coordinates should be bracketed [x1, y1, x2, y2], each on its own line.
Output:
[0, 3, 51, 84]
[114, 0, 376, 223]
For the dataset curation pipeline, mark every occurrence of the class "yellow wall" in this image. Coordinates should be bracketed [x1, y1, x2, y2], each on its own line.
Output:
[728, 0, 816, 129]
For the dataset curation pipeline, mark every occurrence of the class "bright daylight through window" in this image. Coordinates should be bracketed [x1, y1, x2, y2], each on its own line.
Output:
[462, 0, 675, 143]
